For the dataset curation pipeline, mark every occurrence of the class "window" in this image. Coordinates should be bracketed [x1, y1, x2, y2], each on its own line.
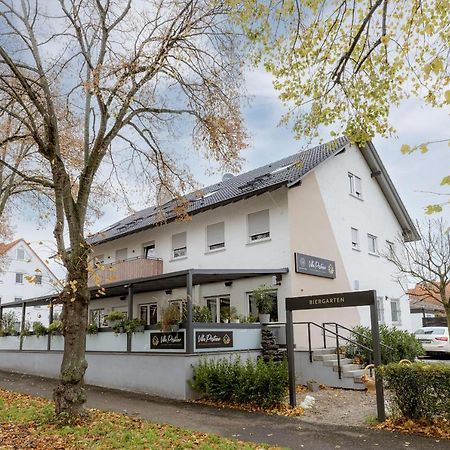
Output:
[115, 248, 128, 262]
[248, 290, 278, 322]
[206, 222, 225, 251]
[94, 254, 104, 265]
[17, 248, 25, 260]
[386, 241, 395, 258]
[15, 273, 23, 284]
[14, 297, 22, 302]
[172, 232, 187, 258]
[112, 306, 128, 319]
[206, 296, 230, 323]
[35, 275, 42, 285]
[168, 299, 187, 321]
[248, 209, 270, 242]
[348, 172, 362, 198]
[351, 228, 360, 250]
[90, 308, 105, 327]
[140, 303, 157, 325]
[368, 234, 378, 254]
[390, 299, 401, 324]
[376, 296, 385, 324]
[143, 242, 156, 258]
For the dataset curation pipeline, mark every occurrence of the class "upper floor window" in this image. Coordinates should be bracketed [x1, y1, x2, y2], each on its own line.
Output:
[248, 209, 270, 242]
[15, 273, 23, 284]
[386, 241, 395, 258]
[115, 248, 128, 262]
[14, 297, 22, 302]
[35, 275, 42, 285]
[390, 299, 401, 324]
[351, 227, 360, 250]
[172, 232, 187, 258]
[16, 248, 25, 260]
[206, 222, 225, 251]
[143, 241, 156, 258]
[348, 172, 362, 199]
[368, 234, 378, 255]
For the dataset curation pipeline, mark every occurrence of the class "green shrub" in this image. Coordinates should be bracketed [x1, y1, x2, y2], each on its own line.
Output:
[381, 362, 450, 421]
[344, 325, 424, 365]
[192, 305, 212, 323]
[48, 320, 63, 335]
[190, 357, 288, 408]
[0, 311, 19, 336]
[32, 321, 48, 337]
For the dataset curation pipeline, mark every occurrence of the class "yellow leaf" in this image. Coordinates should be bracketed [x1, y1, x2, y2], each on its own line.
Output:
[419, 144, 428, 153]
[445, 90, 450, 105]
[440, 175, 450, 186]
[400, 144, 411, 154]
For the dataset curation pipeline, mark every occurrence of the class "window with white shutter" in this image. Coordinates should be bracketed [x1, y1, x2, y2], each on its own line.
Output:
[172, 232, 187, 258]
[206, 222, 225, 251]
[351, 228, 360, 250]
[377, 296, 385, 324]
[390, 299, 401, 324]
[348, 172, 363, 199]
[368, 234, 378, 254]
[248, 210, 270, 242]
[115, 248, 128, 262]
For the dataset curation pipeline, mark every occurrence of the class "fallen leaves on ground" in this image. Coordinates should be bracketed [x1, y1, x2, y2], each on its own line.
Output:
[376, 417, 450, 440]
[191, 399, 304, 417]
[0, 389, 277, 449]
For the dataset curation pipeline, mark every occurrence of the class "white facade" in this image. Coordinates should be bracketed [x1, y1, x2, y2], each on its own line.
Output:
[0, 239, 60, 325]
[89, 143, 414, 338]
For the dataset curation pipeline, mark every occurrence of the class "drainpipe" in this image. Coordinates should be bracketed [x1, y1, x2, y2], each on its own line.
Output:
[127, 284, 134, 353]
[19, 301, 26, 351]
[47, 302, 54, 351]
[186, 271, 193, 354]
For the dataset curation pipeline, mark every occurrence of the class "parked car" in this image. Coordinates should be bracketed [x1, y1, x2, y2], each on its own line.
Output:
[414, 327, 450, 356]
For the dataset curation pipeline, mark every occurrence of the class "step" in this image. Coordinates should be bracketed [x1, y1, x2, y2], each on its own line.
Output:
[322, 358, 353, 367]
[354, 376, 365, 384]
[343, 369, 365, 379]
[312, 348, 337, 355]
[332, 363, 362, 372]
[312, 354, 339, 361]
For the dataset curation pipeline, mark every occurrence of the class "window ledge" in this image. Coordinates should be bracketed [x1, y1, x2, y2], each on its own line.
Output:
[169, 256, 188, 262]
[205, 247, 226, 255]
[349, 193, 364, 201]
[352, 247, 361, 252]
[368, 252, 380, 257]
[246, 237, 271, 246]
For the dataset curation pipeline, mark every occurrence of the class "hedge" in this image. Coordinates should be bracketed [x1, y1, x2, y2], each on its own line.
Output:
[381, 362, 450, 421]
[190, 357, 288, 408]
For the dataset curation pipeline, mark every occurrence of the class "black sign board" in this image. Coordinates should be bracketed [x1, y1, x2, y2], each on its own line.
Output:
[195, 331, 233, 349]
[150, 332, 184, 350]
[294, 253, 336, 279]
[286, 290, 375, 311]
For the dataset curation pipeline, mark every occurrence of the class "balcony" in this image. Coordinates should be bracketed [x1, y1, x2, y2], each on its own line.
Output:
[88, 257, 163, 287]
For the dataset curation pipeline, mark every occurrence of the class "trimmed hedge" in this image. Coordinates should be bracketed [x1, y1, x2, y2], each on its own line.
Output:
[381, 362, 450, 421]
[190, 357, 288, 408]
[345, 325, 424, 365]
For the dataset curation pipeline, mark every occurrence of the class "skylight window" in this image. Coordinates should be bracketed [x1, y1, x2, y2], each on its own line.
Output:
[270, 164, 291, 175]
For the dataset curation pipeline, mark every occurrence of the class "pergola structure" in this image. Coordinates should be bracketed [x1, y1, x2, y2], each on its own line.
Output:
[0, 267, 288, 353]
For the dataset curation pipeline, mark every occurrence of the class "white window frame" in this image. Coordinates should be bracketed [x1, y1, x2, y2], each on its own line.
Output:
[206, 222, 225, 252]
[172, 232, 187, 259]
[247, 209, 270, 243]
[386, 241, 395, 258]
[139, 303, 158, 325]
[390, 298, 401, 325]
[16, 248, 25, 260]
[351, 227, 360, 251]
[115, 248, 128, 262]
[247, 289, 278, 322]
[348, 172, 363, 199]
[143, 241, 156, 259]
[14, 297, 22, 303]
[367, 234, 378, 255]
[204, 295, 230, 323]
[90, 308, 106, 327]
[376, 296, 385, 324]
[15, 273, 24, 284]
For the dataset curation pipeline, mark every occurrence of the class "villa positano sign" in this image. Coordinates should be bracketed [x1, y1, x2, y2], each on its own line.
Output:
[150, 332, 184, 350]
[294, 253, 336, 279]
[195, 331, 233, 349]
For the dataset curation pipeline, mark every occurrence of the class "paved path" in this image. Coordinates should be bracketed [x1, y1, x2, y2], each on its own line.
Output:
[0, 371, 447, 450]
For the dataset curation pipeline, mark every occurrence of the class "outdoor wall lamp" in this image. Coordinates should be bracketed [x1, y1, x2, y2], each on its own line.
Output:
[165, 289, 172, 295]
[119, 295, 127, 301]
[224, 281, 232, 287]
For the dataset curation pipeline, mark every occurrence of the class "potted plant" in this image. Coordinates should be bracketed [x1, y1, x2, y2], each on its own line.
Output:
[192, 305, 212, 323]
[161, 304, 181, 332]
[48, 320, 63, 335]
[86, 323, 99, 335]
[230, 306, 240, 323]
[124, 318, 145, 334]
[220, 306, 230, 323]
[105, 310, 126, 328]
[253, 285, 274, 323]
[32, 321, 48, 337]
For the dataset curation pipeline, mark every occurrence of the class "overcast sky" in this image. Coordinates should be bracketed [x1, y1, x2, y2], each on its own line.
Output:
[14, 68, 450, 277]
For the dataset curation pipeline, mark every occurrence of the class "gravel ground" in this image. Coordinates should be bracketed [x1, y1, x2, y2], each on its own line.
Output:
[296, 387, 382, 427]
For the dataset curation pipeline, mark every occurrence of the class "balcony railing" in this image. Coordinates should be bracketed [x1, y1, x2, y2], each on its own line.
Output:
[88, 256, 163, 287]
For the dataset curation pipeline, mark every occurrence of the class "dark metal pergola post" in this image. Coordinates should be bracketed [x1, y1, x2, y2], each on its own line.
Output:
[47, 302, 54, 351]
[127, 284, 134, 353]
[370, 291, 386, 422]
[186, 270, 193, 354]
[286, 308, 296, 407]
[19, 301, 26, 351]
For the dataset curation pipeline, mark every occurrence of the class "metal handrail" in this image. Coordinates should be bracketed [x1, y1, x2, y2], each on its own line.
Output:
[322, 322, 394, 352]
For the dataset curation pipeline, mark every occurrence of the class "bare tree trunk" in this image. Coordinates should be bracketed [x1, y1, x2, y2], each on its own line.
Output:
[53, 253, 89, 417]
[445, 304, 450, 332]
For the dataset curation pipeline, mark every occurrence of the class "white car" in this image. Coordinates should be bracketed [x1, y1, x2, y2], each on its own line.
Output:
[414, 327, 450, 356]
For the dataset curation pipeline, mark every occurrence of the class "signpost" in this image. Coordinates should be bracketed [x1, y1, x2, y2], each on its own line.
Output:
[150, 332, 185, 350]
[285, 290, 385, 422]
[195, 331, 233, 349]
[294, 253, 336, 279]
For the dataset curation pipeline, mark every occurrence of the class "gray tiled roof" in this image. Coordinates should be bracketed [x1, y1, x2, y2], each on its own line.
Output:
[89, 137, 349, 245]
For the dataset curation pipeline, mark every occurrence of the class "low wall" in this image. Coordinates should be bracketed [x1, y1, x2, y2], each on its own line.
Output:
[0, 350, 260, 400]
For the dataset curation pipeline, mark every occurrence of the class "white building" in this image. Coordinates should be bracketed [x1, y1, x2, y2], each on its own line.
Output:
[86, 137, 418, 342]
[0, 239, 60, 326]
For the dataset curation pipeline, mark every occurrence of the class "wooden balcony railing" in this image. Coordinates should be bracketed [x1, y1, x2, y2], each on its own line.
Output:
[88, 257, 163, 287]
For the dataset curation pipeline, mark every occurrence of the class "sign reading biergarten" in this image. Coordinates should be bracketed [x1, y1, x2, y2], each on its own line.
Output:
[195, 331, 233, 349]
[150, 332, 184, 350]
[294, 253, 336, 279]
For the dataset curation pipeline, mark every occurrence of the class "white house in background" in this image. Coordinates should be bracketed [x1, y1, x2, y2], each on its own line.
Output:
[0, 239, 60, 326]
[85, 137, 418, 343]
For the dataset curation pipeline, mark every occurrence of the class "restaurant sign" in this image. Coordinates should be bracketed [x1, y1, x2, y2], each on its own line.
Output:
[150, 331, 184, 350]
[294, 253, 336, 279]
[195, 331, 233, 349]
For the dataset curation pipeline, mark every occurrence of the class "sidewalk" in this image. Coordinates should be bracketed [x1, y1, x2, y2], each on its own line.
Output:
[0, 370, 446, 450]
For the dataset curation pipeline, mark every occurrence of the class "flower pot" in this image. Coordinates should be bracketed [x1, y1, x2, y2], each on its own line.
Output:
[222, 319, 229, 324]
[230, 319, 240, 323]
[259, 313, 270, 323]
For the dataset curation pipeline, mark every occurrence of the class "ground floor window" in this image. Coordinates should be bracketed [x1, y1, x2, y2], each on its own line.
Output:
[112, 306, 128, 319]
[90, 308, 106, 327]
[390, 298, 401, 325]
[376, 296, 385, 324]
[169, 299, 187, 322]
[205, 296, 230, 323]
[248, 290, 278, 322]
[140, 303, 157, 325]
